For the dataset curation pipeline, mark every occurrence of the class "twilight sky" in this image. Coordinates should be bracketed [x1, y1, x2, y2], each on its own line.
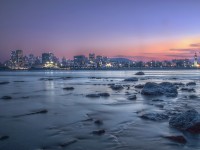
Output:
[0, 0, 200, 61]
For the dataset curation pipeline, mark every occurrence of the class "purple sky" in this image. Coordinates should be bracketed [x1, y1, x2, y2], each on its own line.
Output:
[0, 0, 200, 62]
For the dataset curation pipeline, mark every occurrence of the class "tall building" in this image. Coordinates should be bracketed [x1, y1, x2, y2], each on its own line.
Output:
[28, 54, 36, 66]
[10, 50, 24, 67]
[10, 51, 16, 63]
[74, 55, 86, 67]
[194, 52, 198, 67]
[16, 50, 23, 64]
[42, 52, 54, 64]
[89, 53, 95, 62]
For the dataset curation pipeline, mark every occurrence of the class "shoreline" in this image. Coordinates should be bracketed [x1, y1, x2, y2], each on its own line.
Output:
[0, 67, 200, 72]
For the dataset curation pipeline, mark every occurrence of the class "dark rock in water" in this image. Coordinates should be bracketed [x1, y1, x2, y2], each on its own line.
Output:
[86, 93, 110, 98]
[107, 83, 115, 86]
[0, 81, 9, 85]
[21, 96, 30, 99]
[135, 71, 145, 75]
[173, 82, 185, 86]
[1, 96, 12, 100]
[140, 113, 169, 121]
[169, 109, 200, 133]
[128, 95, 137, 100]
[61, 77, 72, 80]
[165, 135, 187, 144]
[0, 135, 9, 141]
[94, 120, 103, 125]
[165, 93, 177, 97]
[155, 104, 164, 108]
[98, 93, 110, 97]
[135, 84, 144, 89]
[60, 139, 77, 147]
[186, 82, 196, 86]
[152, 99, 164, 102]
[189, 95, 198, 99]
[141, 82, 178, 96]
[13, 81, 25, 82]
[13, 109, 48, 118]
[159, 82, 178, 95]
[141, 82, 162, 96]
[63, 87, 74, 90]
[110, 85, 124, 90]
[89, 77, 102, 79]
[92, 129, 105, 135]
[181, 87, 195, 92]
[124, 77, 138, 82]
[39, 78, 54, 81]
[86, 94, 100, 98]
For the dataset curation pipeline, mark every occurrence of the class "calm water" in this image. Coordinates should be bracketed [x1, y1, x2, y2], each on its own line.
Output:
[0, 70, 200, 150]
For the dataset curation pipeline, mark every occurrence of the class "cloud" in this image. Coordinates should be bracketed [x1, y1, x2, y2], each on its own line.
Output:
[169, 48, 196, 53]
[113, 55, 159, 61]
[190, 43, 200, 47]
[165, 54, 193, 58]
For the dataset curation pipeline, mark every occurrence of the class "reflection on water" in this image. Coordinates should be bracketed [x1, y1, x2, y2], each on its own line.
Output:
[0, 70, 200, 150]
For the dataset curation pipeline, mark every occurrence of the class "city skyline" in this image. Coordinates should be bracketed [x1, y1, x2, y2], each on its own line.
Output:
[0, 0, 200, 61]
[1, 49, 198, 70]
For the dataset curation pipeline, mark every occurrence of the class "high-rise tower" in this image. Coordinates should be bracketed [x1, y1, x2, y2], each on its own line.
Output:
[194, 52, 198, 67]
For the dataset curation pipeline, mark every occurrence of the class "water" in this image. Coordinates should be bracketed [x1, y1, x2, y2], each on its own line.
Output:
[0, 70, 200, 150]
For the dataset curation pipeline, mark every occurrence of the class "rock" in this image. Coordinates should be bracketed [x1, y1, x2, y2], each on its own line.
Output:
[165, 135, 187, 144]
[181, 87, 195, 92]
[86, 94, 100, 98]
[0, 81, 9, 85]
[151, 99, 164, 102]
[124, 77, 138, 82]
[186, 82, 196, 86]
[155, 104, 164, 108]
[169, 109, 200, 133]
[86, 93, 110, 98]
[13, 81, 25, 82]
[165, 92, 178, 97]
[39, 78, 54, 81]
[189, 95, 198, 99]
[141, 82, 161, 95]
[135, 71, 145, 75]
[1, 96, 12, 100]
[22, 96, 30, 99]
[135, 84, 144, 89]
[128, 95, 137, 100]
[94, 120, 103, 125]
[60, 139, 77, 147]
[141, 82, 178, 96]
[140, 113, 168, 121]
[63, 87, 74, 90]
[159, 82, 178, 95]
[89, 77, 101, 79]
[13, 109, 48, 118]
[61, 77, 72, 80]
[98, 93, 110, 97]
[0, 135, 9, 141]
[110, 85, 124, 90]
[140, 113, 169, 121]
[92, 129, 105, 135]
[173, 82, 185, 86]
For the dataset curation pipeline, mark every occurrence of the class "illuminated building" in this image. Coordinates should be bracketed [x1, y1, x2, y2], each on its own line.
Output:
[194, 52, 198, 67]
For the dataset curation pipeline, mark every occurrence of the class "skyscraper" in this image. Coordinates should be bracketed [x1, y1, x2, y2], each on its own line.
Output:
[194, 52, 198, 67]
[16, 50, 23, 65]
[42, 52, 54, 64]
[89, 53, 95, 62]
